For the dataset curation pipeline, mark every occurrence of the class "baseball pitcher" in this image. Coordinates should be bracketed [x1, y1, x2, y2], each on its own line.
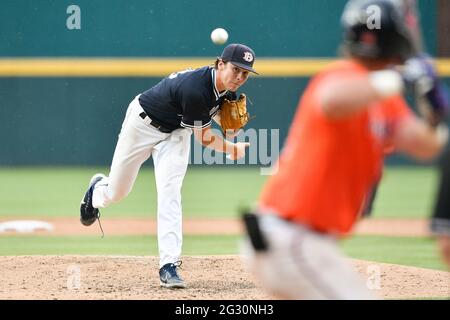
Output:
[80, 43, 258, 288]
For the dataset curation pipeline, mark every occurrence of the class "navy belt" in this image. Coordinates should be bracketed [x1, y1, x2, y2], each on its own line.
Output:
[139, 112, 173, 133]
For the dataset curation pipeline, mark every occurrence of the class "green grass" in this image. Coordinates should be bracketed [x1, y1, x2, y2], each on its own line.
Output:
[0, 167, 267, 218]
[0, 234, 447, 271]
[340, 235, 448, 271]
[0, 166, 439, 219]
[370, 167, 439, 218]
[0, 235, 240, 256]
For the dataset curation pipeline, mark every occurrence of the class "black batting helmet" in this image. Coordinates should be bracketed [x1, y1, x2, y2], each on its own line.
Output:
[341, 0, 416, 61]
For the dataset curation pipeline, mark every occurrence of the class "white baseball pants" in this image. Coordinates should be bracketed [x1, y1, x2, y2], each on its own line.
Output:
[241, 214, 378, 300]
[92, 95, 192, 267]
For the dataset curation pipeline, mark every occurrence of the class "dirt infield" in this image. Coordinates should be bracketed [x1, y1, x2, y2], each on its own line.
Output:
[1, 218, 448, 299]
[0, 255, 448, 300]
[0, 217, 432, 237]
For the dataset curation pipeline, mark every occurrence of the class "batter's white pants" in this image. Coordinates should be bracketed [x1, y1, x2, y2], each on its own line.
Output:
[92, 95, 192, 268]
[241, 214, 378, 300]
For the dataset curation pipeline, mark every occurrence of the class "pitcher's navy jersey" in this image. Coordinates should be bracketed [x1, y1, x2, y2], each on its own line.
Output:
[139, 66, 235, 132]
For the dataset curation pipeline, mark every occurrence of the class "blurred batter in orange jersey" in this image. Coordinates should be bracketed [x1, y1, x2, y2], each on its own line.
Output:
[241, 0, 449, 300]
[259, 59, 412, 235]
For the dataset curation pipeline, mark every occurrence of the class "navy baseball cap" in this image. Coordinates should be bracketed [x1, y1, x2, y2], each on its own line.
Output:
[219, 43, 258, 74]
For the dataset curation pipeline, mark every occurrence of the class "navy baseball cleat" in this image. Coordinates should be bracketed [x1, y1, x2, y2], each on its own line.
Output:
[159, 262, 186, 288]
[80, 173, 106, 226]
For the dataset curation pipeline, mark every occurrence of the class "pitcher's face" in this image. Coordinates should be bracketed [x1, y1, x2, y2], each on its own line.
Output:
[217, 61, 249, 92]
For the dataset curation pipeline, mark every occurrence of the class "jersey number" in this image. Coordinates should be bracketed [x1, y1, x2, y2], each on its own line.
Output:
[169, 68, 194, 79]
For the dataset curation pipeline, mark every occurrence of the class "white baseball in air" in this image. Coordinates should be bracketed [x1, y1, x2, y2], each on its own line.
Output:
[211, 28, 228, 45]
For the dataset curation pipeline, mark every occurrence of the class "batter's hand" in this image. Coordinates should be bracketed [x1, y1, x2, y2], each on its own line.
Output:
[227, 142, 250, 160]
[401, 55, 450, 127]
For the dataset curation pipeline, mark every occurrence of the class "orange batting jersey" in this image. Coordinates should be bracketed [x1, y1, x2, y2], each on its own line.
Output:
[259, 60, 413, 235]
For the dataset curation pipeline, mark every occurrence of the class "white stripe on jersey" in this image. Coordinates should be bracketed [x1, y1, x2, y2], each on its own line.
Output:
[180, 120, 212, 129]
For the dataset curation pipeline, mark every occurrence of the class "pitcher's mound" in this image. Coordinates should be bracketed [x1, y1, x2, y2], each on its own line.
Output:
[0, 255, 448, 299]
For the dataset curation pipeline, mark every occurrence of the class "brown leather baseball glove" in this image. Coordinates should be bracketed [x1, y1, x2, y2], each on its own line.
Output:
[219, 93, 251, 133]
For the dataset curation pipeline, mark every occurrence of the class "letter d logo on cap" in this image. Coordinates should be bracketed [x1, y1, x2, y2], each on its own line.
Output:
[243, 52, 254, 62]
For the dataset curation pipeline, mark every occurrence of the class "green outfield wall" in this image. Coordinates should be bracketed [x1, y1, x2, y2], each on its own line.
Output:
[0, 0, 445, 166]
[0, 0, 437, 57]
[0, 76, 303, 165]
